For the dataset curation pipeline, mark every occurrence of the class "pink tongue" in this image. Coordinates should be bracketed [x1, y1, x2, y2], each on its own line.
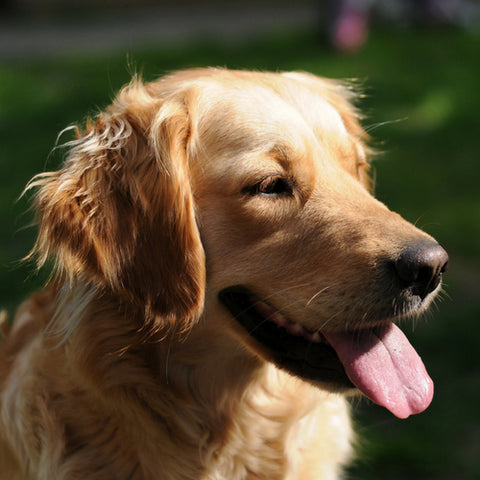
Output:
[324, 323, 433, 419]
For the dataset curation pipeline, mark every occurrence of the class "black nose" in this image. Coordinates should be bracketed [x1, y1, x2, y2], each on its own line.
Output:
[394, 241, 449, 298]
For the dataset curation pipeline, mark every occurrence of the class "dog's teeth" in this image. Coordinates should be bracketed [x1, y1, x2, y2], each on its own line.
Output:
[310, 331, 322, 343]
[274, 314, 287, 327]
[287, 323, 305, 336]
[250, 297, 324, 344]
[252, 299, 273, 318]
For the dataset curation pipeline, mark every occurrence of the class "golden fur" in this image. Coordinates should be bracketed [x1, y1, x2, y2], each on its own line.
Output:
[0, 68, 446, 479]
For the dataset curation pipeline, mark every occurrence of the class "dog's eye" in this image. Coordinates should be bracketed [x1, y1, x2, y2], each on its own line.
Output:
[252, 176, 293, 197]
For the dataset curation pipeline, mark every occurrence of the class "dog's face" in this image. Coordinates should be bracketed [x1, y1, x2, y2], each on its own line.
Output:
[187, 71, 448, 417]
[31, 69, 448, 419]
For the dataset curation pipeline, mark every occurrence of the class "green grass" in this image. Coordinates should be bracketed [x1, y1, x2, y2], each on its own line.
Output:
[1, 26, 479, 480]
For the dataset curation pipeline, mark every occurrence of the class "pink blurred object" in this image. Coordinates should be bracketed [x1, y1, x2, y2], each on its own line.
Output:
[331, 5, 369, 53]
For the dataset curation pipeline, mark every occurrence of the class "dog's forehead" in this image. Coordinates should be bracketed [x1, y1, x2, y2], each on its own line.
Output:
[187, 75, 364, 191]
[195, 78, 350, 156]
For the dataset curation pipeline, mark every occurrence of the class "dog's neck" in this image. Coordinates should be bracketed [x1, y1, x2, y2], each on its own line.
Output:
[46, 283, 351, 479]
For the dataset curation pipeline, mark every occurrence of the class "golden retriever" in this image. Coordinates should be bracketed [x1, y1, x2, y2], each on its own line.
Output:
[0, 68, 448, 480]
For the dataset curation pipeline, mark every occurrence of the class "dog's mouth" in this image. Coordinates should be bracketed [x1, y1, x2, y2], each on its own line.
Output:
[219, 286, 434, 419]
[219, 287, 354, 391]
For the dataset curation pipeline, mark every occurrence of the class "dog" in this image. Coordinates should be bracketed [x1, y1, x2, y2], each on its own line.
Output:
[0, 68, 448, 480]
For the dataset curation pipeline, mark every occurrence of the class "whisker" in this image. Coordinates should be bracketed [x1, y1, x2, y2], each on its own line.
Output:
[317, 310, 343, 332]
[306, 282, 341, 307]
[438, 286, 452, 302]
[229, 283, 313, 322]
[259, 283, 313, 304]
[364, 117, 408, 134]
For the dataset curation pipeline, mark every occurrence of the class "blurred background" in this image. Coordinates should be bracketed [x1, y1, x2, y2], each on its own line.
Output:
[1, 1, 479, 478]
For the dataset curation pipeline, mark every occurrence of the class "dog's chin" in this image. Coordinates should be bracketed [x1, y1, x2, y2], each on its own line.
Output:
[218, 286, 355, 393]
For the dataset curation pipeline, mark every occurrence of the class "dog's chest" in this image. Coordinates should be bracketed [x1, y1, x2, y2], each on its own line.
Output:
[204, 368, 353, 480]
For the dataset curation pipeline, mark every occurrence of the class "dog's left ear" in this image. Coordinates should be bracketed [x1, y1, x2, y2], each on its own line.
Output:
[29, 81, 205, 331]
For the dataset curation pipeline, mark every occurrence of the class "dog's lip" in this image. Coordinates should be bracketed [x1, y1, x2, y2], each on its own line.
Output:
[218, 286, 355, 391]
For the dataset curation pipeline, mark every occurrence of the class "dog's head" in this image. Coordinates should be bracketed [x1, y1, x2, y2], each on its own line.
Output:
[30, 68, 448, 418]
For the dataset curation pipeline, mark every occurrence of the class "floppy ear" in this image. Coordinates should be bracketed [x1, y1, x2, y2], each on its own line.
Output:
[29, 80, 205, 330]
